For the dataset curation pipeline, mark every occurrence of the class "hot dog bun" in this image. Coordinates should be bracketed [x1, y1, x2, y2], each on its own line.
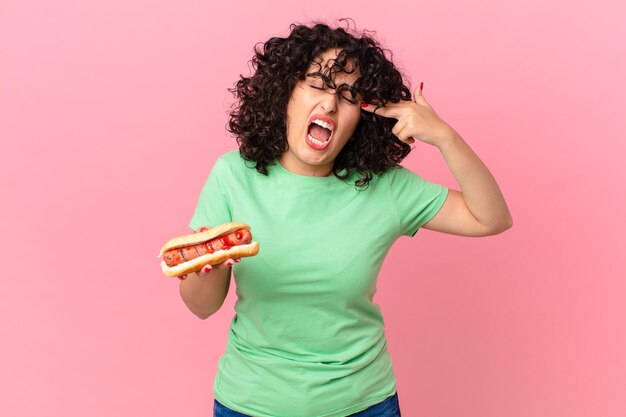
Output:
[159, 222, 259, 277]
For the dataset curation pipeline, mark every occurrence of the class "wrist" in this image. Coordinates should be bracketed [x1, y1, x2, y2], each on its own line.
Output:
[436, 127, 462, 150]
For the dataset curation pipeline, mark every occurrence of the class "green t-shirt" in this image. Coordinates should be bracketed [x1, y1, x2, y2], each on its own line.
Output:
[189, 150, 448, 417]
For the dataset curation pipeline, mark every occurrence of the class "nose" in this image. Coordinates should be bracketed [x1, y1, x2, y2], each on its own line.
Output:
[320, 92, 338, 113]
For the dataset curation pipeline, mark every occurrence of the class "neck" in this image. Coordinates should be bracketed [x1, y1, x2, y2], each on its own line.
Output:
[278, 155, 333, 177]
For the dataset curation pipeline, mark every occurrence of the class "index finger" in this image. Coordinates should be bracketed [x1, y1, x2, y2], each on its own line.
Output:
[361, 102, 403, 119]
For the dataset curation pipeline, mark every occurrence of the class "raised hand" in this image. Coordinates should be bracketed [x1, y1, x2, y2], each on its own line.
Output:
[360, 82, 456, 148]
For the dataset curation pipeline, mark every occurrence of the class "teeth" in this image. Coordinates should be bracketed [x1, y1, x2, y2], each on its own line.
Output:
[308, 134, 329, 146]
[312, 119, 333, 132]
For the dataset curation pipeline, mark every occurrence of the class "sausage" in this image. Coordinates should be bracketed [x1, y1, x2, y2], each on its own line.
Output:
[163, 228, 252, 267]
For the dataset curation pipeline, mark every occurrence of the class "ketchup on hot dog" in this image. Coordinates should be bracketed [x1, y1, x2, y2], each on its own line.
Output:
[163, 228, 252, 267]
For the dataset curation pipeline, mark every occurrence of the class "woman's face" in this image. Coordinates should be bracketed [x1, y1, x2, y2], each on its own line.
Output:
[279, 48, 362, 177]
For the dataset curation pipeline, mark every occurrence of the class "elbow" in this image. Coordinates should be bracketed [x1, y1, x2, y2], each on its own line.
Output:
[189, 304, 220, 320]
[179, 281, 224, 320]
[181, 297, 219, 320]
[488, 216, 513, 235]
[196, 312, 211, 320]
[503, 214, 514, 231]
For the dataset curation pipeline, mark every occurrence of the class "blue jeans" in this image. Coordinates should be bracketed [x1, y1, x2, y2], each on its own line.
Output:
[213, 392, 402, 417]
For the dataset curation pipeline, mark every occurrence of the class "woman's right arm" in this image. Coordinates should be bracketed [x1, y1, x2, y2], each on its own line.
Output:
[178, 262, 233, 319]
[177, 225, 236, 319]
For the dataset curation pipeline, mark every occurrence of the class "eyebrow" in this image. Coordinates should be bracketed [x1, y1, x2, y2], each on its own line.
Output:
[305, 71, 326, 78]
[305, 71, 357, 89]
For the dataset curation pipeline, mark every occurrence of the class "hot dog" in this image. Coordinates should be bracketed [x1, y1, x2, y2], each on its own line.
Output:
[159, 222, 259, 277]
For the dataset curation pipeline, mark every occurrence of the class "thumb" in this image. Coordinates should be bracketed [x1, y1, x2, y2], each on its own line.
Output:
[413, 82, 424, 101]
[413, 81, 431, 107]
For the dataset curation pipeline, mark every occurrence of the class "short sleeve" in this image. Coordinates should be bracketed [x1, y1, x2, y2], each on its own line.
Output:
[188, 156, 233, 232]
[385, 166, 449, 237]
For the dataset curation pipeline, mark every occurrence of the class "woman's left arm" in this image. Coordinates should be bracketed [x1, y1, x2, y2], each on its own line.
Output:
[426, 128, 513, 236]
[361, 84, 513, 237]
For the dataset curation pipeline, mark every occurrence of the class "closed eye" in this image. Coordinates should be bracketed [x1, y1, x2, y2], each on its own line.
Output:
[307, 80, 357, 104]
[340, 94, 357, 104]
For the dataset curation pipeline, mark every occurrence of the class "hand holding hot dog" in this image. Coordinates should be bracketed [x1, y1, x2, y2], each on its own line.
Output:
[158, 222, 260, 279]
[178, 226, 236, 281]
[178, 227, 239, 280]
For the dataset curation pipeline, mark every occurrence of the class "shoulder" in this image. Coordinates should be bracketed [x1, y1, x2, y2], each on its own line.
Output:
[212, 150, 252, 173]
[219, 150, 260, 169]
[378, 164, 429, 187]
[211, 150, 264, 189]
[215, 150, 242, 166]
[378, 164, 448, 208]
[380, 164, 417, 177]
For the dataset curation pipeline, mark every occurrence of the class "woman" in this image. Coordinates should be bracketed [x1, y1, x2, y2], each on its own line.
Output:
[178, 20, 512, 417]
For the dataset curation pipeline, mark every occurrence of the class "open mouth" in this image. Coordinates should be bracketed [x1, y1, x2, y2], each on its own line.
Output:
[306, 118, 334, 150]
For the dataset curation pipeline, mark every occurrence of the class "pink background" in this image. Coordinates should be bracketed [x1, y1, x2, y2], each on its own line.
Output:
[1, 1, 624, 416]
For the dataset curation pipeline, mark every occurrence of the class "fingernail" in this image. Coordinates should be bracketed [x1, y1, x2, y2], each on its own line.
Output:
[202, 266, 212, 273]
[234, 259, 241, 263]
[178, 276, 186, 280]
[360, 102, 368, 108]
[225, 260, 234, 267]
[420, 81, 424, 91]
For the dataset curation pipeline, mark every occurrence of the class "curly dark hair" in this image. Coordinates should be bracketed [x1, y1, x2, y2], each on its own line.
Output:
[227, 19, 413, 189]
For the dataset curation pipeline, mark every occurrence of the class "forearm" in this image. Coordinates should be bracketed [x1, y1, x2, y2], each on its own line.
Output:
[437, 129, 513, 231]
[179, 267, 231, 319]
